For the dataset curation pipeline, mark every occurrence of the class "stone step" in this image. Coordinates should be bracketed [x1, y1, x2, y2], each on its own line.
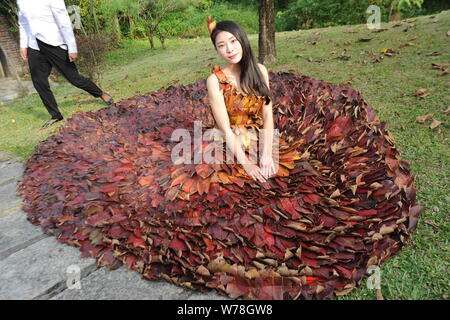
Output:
[0, 161, 24, 186]
[0, 181, 22, 213]
[52, 265, 229, 300]
[0, 236, 97, 300]
[0, 209, 49, 260]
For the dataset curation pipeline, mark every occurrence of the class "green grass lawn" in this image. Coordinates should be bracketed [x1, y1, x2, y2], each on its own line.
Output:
[0, 10, 448, 300]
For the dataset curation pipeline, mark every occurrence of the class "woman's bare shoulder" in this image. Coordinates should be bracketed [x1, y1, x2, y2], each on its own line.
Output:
[207, 73, 220, 87]
[206, 73, 221, 97]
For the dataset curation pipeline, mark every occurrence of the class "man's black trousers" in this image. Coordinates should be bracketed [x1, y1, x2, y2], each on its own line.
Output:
[27, 38, 103, 119]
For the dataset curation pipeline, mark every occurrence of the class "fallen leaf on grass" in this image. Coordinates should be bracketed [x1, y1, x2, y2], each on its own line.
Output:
[415, 114, 433, 123]
[430, 120, 441, 129]
[443, 106, 450, 114]
[373, 28, 388, 33]
[357, 38, 372, 42]
[431, 63, 450, 70]
[377, 288, 384, 300]
[399, 42, 415, 48]
[412, 88, 429, 99]
[425, 52, 442, 56]
[380, 48, 395, 56]
[424, 218, 440, 230]
[437, 69, 449, 77]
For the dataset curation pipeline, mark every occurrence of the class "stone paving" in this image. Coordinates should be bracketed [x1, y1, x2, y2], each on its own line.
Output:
[0, 152, 228, 300]
[0, 78, 35, 102]
[0, 78, 59, 103]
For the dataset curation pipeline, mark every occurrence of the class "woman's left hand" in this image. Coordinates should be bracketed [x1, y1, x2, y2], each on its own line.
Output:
[259, 153, 277, 179]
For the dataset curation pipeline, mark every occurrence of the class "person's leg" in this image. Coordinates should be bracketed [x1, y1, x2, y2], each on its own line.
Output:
[36, 39, 105, 99]
[27, 48, 63, 120]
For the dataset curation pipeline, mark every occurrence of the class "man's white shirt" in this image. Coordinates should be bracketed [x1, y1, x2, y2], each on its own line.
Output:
[17, 0, 77, 53]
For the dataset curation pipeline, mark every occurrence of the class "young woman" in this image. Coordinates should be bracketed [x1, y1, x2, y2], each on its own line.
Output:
[206, 19, 277, 184]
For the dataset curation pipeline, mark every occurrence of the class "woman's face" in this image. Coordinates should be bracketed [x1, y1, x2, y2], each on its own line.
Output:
[215, 31, 243, 65]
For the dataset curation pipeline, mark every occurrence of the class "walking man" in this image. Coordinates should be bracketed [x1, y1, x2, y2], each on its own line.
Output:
[17, 0, 114, 128]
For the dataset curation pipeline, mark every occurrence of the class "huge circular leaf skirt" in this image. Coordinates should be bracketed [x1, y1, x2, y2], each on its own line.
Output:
[17, 71, 424, 300]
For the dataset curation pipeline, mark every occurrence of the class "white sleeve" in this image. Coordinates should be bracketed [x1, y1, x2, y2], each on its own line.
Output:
[18, 10, 28, 49]
[50, 0, 78, 53]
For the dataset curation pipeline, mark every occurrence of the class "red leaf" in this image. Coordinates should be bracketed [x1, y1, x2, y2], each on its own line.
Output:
[169, 237, 187, 251]
[303, 194, 320, 204]
[127, 234, 146, 248]
[225, 278, 250, 299]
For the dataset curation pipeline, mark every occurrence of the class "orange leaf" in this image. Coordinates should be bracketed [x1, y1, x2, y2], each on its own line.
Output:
[170, 172, 189, 187]
[138, 175, 154, 187]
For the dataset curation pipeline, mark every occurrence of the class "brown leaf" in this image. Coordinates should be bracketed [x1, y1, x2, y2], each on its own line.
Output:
[415, 113, 433, 123]
[437, 69, 449, 77]
[424, 218, 440, 230]
[399, 42, 415, 48]
[430, 120, 441, 129]
[377, 288, 385, 300]
[284, 221, 307, 231]
[412, 87, 427, 96]
[431, 63, 450, 70]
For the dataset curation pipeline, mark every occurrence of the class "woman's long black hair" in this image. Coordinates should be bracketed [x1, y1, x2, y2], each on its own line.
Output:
[210, 20, 273, 104]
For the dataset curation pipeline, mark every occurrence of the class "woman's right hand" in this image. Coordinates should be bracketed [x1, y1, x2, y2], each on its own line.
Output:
[242, 163, 267, 183]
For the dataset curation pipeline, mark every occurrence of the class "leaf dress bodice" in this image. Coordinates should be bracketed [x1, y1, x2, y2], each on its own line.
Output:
[211, 65, 267, 132]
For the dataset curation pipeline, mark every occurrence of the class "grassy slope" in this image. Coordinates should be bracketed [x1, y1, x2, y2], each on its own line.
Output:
[0, 10, 448, 300]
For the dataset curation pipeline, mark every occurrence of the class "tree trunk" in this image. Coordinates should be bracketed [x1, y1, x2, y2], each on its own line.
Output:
[258, 0, 277, 64]
[147, 26, 154, 49]
[156, 25, 165, 49]
[114, 16, 122, 42]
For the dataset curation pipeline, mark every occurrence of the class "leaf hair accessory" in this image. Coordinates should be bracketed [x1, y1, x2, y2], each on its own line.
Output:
[207, 16, 217, 35]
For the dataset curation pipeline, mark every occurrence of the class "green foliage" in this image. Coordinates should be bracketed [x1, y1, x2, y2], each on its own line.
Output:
[0, 0, 18, 30]
[160, 1, 259, 38]
[276, 0, 390, 31]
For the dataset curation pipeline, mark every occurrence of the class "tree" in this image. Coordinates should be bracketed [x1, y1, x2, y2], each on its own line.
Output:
[258, 0, 277, 64]
[138, 0, 178, 49]
[100, 0, 140, 40]
[373, 0, 424, 20]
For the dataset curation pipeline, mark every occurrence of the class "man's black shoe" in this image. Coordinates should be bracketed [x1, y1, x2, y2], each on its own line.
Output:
[41, 117, 64, 128]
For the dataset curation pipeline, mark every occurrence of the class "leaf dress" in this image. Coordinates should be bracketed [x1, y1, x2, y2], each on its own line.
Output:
[17, 65, 424, 300]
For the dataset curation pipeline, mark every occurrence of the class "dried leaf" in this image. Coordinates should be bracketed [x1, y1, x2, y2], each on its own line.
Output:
[416, 113, 433, 123]
[430, 120, 441, 129]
